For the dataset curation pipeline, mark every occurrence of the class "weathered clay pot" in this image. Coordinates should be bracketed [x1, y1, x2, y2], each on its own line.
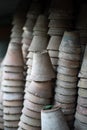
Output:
[29, 36, 48, 52]
[57, 66, 79, 76]
[58, 58, 80, 68]
[77, 105, 87, 115]
[10, 31, 22, 38]
[2, 72, 24, 80]
[4, 120, 19, 127]
[24, 92, 51, 105]
[3, 66, 24, 73]
[2, 80, 25, 87]
[20, 114, 41, 127]
[59, 51, 81, 61]
[19, 121, 41, 130]
[27, 81, 53, 98]
[78, 79, 87, 88]
[33, 15, 48, 32]
[3, 93, 24, 101]
[57, 73, 77, 82]
[48, 28, 66, 36]
[3, 100, 23, 107]
[24, 99, 44, 112]
[74, 119, 87, 130]
[22, 36, 32, 45]
[33, 31, 47, 36]
[56, 80, 77, 88]
[55, 101, 75, 109]
[48, 50, 59, 58]
[65, 114, 74, 121]
[41, 106, 69, 130]
[10, 37, 22, 43]
[77, 96, 87, 107]
[11, 25, 22, 33]
[75, 112, 87, 124]
[62, 108, 75, 115]
[55, 93, 76, 103]
[4, 107, 22, 114]
[2, 86, 24, 93]
[55, 86, 77, 96]
[22, 107, 40, 119]
[26, 58, 33, 66]
[47, 36, 62, 51]
[4, 114, 21, 121]
[50, 58, 58, 65]
[3, 43, 24, 67]
[27, 52, 33, 59]
[27, 68, 32, 75]
[78, 88, 87, 97]
[30, 52, 55, 81]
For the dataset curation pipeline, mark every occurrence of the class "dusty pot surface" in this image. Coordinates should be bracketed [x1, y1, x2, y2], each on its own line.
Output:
[30, 52, 55, 81]
[41, 105, 69, 130]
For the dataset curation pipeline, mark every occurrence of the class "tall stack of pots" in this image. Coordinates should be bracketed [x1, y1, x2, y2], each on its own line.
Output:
[76, 4, 87, 58]
[74, 45, 87, 130]
[18, 52, 55, 130]
[2, 42, 25, 130]
[25, 15, 49, 89]
[22, 0, 43, 64]
[54, 31, 81, 129]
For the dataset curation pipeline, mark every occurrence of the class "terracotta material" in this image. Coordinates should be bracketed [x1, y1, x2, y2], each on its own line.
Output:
[48, 50, 59, 58]
[56, 80, 77, 88]
[24, 100, 44, 112]
[62, 108, 75, 114]
[75, 112, 87, 124]
[59, 51, 81, 61]
[2, 80, 25, 87]
[74, 119, 87, 130]
[24, 92, 51, 105]
[19, 121, 41, 130]
[3, 100, 23, 107]
[55, 94, 76, 103]
[10, 38, 22, 43]
[26, 58, 33, 67]
[22, 107, 40, 119]
[4, 107, 22, 114]
[77, 96, 87, 107]
[27, 52, 33, 59]
[57, 66, 79, 76]
[11, 31, 22, 38]
[48, 28, 66, 36]
[57, 73, 78, 82]
[3, 66, 24, 73]
[47, 36, 62, 51]
[27, 81, 53, 98]
[3, 43, 24, 67]
[33, 31, 47, 36]
[33, 15, 48, 32]
[4, 114, 21, 121]
[30, 52, 55, 81]
[55, 101, 76, 109]
[58, 58, 80, 68]
[2, 86, 24, 93]
[3, 93, 24, 100]
[78, 88, 87, 97]
[20, 114, 41, 127]
[2, 72, 24, 80]
[50, 58, 58, 65]
[79, 45, 87, 78]
[55, 86, 77, 96]
[4, 120, 19, 127]
[78, 79, 87, 88]
[41, 106, 69, 130]
[77, 105, 87, 115]
[29, 36, 48, 52]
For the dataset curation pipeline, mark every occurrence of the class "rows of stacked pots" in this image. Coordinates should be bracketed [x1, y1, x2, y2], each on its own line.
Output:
[22, 0, 43, 64]
[18, 52, 55, 130]
[2, 43, 24, 130]
[74, 45, 87, 130]
[25, 14, 49, 89]
[54, 31, 81, 129]
[76, 4, 87, 58]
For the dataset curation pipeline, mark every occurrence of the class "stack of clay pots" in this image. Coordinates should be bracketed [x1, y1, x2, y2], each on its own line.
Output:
[18, 52, 55, 130]
[25, 14, 48, 89]
[0, 63, 4, 130]
[54, 31, 81, 129]
[74, 45, 87, 130]
[76, 4, 87, 58]
[22, 0, 43, 63]
[2, 42, 24, 130]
